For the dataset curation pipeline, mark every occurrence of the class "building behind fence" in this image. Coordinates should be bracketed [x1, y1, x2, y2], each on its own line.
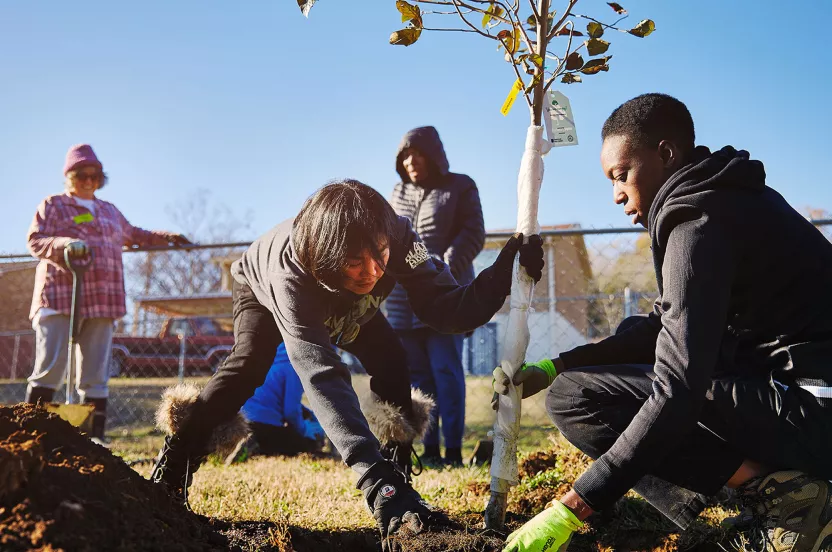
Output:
[3, 222, 828, 434]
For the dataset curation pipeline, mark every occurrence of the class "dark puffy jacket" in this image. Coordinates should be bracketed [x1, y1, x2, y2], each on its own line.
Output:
[385, 126, 486, 330]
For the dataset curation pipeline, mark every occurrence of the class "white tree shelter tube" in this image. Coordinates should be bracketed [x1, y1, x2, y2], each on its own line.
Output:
[485, 125, 550, 529]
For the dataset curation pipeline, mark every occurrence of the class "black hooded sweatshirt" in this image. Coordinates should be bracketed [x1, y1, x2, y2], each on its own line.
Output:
[561, 146, 832, 510]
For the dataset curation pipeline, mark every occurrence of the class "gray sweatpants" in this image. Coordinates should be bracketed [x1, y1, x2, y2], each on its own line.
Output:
[27, 315, 114, 400]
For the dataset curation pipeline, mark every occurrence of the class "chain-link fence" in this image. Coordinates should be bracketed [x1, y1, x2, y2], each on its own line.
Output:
[3, 221, 830, 444]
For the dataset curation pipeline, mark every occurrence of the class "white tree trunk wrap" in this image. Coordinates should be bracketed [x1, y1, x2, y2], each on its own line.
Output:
[490, 125, 547, 487]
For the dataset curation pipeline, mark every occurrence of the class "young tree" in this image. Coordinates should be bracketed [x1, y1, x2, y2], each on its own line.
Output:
[300, 0, 654, 529]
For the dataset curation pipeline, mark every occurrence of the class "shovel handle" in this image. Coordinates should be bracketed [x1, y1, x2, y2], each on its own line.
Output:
[63, 248, 94, 404]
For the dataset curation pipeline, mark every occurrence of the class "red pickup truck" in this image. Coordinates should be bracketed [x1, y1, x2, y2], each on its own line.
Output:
[110, 317, 233, 377]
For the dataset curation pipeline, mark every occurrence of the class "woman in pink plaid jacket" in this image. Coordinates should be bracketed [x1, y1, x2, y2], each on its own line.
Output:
[25, 144, 191, 441]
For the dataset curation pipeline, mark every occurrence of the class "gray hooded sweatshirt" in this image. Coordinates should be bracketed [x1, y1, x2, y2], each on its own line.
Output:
[231, 215, 506, 473]
[386, 126, 486, 331]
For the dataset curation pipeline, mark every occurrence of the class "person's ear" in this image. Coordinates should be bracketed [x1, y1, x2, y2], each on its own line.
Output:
[658, 140, 682, 172]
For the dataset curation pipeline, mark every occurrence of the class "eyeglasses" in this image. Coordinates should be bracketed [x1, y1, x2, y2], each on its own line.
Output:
[72, 172, 104, 183]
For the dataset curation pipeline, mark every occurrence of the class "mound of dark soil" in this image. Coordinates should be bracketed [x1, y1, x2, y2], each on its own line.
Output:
[0, 403, 228, 552]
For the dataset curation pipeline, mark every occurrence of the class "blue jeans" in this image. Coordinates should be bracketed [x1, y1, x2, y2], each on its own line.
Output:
[398, 328, 465, 449]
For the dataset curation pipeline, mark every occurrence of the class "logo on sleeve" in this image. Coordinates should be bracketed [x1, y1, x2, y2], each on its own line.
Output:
[404, 241, 430, 269]
[380, 484, 397, 498]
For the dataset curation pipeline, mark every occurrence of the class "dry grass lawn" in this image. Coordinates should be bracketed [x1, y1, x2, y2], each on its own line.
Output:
[115, 376, 738, 551]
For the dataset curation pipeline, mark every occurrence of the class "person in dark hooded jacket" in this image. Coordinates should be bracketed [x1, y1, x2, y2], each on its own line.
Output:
[494, 94, 832, 552]
[386, 126, 485, 466]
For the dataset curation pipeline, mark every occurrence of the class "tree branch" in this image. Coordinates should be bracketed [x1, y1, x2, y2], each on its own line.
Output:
[422, 27, 484, 33]
[572, 12, 630, 33]
[544, 19, 576, 93]
[547, 0, 578, 40]
[531, 0, 550, 125]
[500, 37, 533, 109]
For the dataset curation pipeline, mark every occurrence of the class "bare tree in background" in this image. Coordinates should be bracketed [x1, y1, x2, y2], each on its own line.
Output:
[125, 189, 253, 335]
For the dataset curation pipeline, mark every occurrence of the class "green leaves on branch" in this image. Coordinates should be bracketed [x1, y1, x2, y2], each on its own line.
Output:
[586, 38, 610, 55]
[482, 3, 505, 29]
[391, 0, 422, 46]
[587, 22, 604, 38]
[580, 56, 612, 74]
[628, 19, 656, 37]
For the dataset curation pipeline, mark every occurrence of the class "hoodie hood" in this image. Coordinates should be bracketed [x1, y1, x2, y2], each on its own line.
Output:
[396, 126, 450, 184]
[648, 145, 767, 235]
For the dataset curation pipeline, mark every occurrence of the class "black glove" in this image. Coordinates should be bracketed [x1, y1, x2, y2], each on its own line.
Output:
[357, 461, 445, 552]
[485, 233, 545, 295]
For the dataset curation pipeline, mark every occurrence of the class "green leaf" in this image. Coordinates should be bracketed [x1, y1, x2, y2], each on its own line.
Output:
[297, 0, 316, 17]
[389, 28, 422, 46]
[526, 11, 555, 31]
[555, 27, 584, 37]
[561, 73, 582, 84]
[529, 54, 544, 67]
[565, 51, 584, 70]
[580, 56, 612, 74]
[607, 2, 627, 14]
[524, 73, 542, 94]
[628, 19, 655, 37]
[587, 22, 604, 38]
[396, 0, 422, 26]
[586, 38, 610, 56]
[497, 26, 521, 55]
[482, 3, 505, 28]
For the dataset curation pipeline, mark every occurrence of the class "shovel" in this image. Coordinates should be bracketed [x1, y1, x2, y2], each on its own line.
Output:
[43, 248, 95, 433]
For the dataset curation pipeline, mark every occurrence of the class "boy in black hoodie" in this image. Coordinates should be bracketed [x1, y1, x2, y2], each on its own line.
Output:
[495, 94, 832, 552]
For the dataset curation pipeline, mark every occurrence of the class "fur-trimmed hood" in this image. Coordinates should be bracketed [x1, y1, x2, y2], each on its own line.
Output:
[156, 383, 250, 459]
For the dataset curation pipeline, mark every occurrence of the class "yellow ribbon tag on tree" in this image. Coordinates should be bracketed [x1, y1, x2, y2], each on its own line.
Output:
[500, 79, 523, 116]
[73, 212, 94, 224]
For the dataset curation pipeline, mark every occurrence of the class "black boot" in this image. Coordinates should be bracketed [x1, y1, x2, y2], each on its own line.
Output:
[443, 447, 463, 467]
[25, 386, 54, 405]
[422, 444, 442, 466]
[150, 435, 207, 509]
[380, 441, 422, 482]
[84, 397, 108, 441]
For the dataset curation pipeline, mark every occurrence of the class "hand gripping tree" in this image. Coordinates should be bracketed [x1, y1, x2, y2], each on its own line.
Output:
[300, 0, 654, 530]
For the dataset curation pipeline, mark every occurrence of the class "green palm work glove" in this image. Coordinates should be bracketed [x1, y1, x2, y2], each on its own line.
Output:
[503, 500, 583, 552]
[491, 359, 559, 410]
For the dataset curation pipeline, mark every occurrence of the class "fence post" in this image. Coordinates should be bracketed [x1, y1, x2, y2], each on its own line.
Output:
[11, 333, 21, 380]
[547, 239, 558, 357]
[178, 332, 186, 382]
[624, 286, 633, 319]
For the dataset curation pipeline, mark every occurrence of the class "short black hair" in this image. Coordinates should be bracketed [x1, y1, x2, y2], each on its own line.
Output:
[293, 179, 397, 288]
[601, 93, 695, 155]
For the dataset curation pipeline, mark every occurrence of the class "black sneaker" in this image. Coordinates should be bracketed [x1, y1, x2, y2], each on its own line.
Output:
[735, 471, 832, 552]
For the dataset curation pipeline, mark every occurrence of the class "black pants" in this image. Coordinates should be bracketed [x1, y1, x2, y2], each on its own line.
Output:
[176, 280, 411, 452]
[547, 326, 832, 529]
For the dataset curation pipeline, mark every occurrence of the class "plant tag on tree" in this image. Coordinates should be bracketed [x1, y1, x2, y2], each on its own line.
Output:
[500, 79, 523, 116]
[545, 90, 579, 147]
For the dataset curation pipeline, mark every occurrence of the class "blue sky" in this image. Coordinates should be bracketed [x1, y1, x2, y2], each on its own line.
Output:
[1, 0, 830, 253]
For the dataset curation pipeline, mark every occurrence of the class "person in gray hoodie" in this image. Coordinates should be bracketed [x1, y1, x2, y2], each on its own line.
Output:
[149, 179, 543, 551]
[386, 126, 485, 466]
